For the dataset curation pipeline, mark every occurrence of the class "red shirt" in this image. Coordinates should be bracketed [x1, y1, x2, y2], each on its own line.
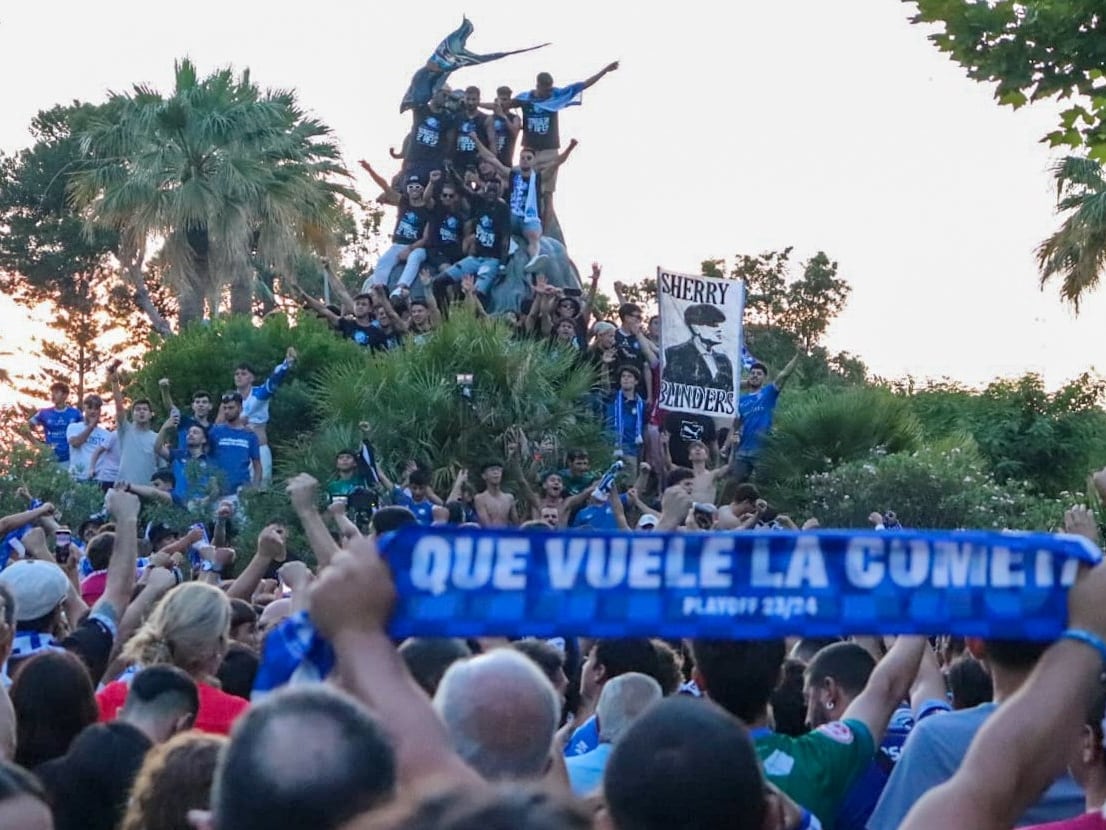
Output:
[80, 572, 108, 606]
[1026, 812, 1106, 830]
[97, 678, 249, 736]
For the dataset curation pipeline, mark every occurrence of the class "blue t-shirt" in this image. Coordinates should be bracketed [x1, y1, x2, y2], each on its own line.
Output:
[169, 449, 215, 506]
[565, 714, 600, 757]
[571, 496, 630, 531]
[176, 416, 212, 449]
[736, 384, 780, 458]
[392, 488, 435, 525]
[835, 701, 949, 830]
[207, 425, 260, 494]
[32, 407, 81, 462]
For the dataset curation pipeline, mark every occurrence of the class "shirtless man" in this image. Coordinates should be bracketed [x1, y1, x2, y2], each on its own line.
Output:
[516, 470, 568, 521]
[717, 483, 763, 530]
[678, 439, 728, 504]
[474, 461, 517, 527]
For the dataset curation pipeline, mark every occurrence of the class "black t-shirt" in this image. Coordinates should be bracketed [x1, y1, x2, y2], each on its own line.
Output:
[391, 198, 431, 244]
[520, 100, 559, 151]
[471, 198, 511, 259]
[453, 110, 488, 169]
[429, 208, 465, 264]
[408, 104, 454, 163]
[493, 113, 519, 165]
[366, 325, 403, 353]
[337, 317, 375, 348]
[614, 329, 647, 373]
[663, 412, 718, 469]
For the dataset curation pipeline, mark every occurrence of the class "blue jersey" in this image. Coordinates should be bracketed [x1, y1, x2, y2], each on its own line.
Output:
[392, 488, 435, 525]
[736, 384, 780, 458]
[835, 700, 950, 830]
[565, 715, 600, 757]
[169, 449, 215, 506]
[32, 407, 81, 462]
[207, 425, 260, 494]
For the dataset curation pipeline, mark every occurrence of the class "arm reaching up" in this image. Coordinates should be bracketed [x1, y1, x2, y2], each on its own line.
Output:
[310, 535, 485, 789]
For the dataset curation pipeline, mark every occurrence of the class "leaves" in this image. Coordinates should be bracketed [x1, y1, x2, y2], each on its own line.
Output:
[909, 0, 1106, 157]
[1036, 154, 1106, 309]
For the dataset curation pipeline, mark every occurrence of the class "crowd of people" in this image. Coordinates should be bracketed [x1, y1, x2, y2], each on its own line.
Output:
[5, 40, 1106, 830]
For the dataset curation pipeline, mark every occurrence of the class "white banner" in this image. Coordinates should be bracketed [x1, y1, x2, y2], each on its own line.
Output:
[657, 267, 745, 417]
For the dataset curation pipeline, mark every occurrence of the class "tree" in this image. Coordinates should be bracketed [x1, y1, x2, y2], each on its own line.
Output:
[70, 58, 359, 329]
[910, 0, 1106, 161]
[16, 305, 117, 405]
[1036, 155, 1106, 309]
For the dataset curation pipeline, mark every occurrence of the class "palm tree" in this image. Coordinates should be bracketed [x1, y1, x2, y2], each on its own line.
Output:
[70, 59, 358, 328]
[1036, 155, 1106, 311]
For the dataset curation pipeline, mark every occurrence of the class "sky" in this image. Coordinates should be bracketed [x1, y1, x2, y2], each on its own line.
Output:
[2, 0, 1103, 405]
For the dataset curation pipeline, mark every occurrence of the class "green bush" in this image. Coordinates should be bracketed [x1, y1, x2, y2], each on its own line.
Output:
[281, 308, 612, 492]
[127, 312, 366, 441]
[758, 385, 923, 505]
[798, 438, 1071, 530]
[902, 373, 1106, 495]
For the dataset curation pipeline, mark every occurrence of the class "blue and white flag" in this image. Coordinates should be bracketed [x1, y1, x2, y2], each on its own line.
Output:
[377, 526, 1100, 641]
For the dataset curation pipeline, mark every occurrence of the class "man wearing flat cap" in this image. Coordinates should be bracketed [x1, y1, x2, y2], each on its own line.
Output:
[663, 304, 733, 392]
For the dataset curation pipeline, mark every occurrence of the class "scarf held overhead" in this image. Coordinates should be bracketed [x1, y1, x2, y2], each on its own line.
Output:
[377, 526, 1101, 640]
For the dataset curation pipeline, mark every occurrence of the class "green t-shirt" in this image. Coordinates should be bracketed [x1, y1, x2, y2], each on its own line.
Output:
[754, 719, 875, 830]
[325, 476, 369, 498]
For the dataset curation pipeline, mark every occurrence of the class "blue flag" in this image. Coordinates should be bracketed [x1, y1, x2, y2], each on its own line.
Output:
[376, 526, 1100, 640]
[401, 18, 550, 112]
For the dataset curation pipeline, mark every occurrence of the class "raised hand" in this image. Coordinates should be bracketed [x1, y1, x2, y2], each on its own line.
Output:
[286, 473, 320, 513]
[309, 534, 396, 641]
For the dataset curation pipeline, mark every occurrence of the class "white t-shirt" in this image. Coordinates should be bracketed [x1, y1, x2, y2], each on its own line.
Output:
[66, 423, 113, 480]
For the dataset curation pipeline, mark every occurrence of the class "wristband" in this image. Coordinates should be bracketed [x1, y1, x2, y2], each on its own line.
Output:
[1060, 629, 1106, 667]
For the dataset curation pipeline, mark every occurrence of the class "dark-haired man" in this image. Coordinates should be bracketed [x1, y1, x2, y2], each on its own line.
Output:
[869, 638, 1084, 829]
[805, 641, 949, 830]
[615, 303, 657, 403]
[109, 365, 158, 488]
[452, 86, 496, 173]
[691, 635, 928, 829]
[567, 638, 663, 757]
[67, 395, 112, 482]
[504, 63, 619, 217]
[233, 346, 296, 487]
[29, 381, 81, 464]
[208, 392, 261, 496]
[37, 664, 199, 830]
[298, 290, 377, 348]
[433, 177, 511, 303]
[490, 86, 521, 167]
[730, 354, 800, 482]
[603, 696, 804, 830]
[359, 168, 433, 301]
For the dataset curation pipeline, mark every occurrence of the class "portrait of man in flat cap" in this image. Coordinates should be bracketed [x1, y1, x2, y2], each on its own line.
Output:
[663, 303, 733, 391]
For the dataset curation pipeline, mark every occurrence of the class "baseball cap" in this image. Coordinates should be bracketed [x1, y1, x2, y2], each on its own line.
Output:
[0, 560, 70, 621]
[406, 174, 423, 185]
[636, 514, 659, 530]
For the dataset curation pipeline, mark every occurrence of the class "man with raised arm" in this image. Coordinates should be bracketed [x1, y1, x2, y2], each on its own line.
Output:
[0, 487, 140, 685]
[900, 510, 1106, 830]
[109, 364, 158, 488]
[504, 62, 618, 220]
[729, 354, 800, 483]
[229, 347, 296, 487]
[691, 634, 928, 829]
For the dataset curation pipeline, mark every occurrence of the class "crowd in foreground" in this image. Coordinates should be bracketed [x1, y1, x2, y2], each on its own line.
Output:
[0, 456, 1105, 829]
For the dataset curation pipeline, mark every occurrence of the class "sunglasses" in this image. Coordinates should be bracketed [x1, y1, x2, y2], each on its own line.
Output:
[441, 192, 457, 199]
[220, 395, 239, 404]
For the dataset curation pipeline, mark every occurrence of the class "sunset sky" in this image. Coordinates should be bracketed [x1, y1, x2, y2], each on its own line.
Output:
[2, 0, 1103, 407]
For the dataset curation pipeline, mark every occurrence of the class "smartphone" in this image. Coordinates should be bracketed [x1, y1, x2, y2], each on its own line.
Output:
[55, 527, 71, 564]
[562, 287, 583, 297]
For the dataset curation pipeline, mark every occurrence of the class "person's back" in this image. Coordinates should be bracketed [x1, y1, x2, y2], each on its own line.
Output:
[37, 721, 151, 830]
[868, 701, 1083, 828]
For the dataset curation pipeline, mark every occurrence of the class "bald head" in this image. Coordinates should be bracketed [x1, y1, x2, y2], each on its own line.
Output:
[433, 649, 560, 781]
